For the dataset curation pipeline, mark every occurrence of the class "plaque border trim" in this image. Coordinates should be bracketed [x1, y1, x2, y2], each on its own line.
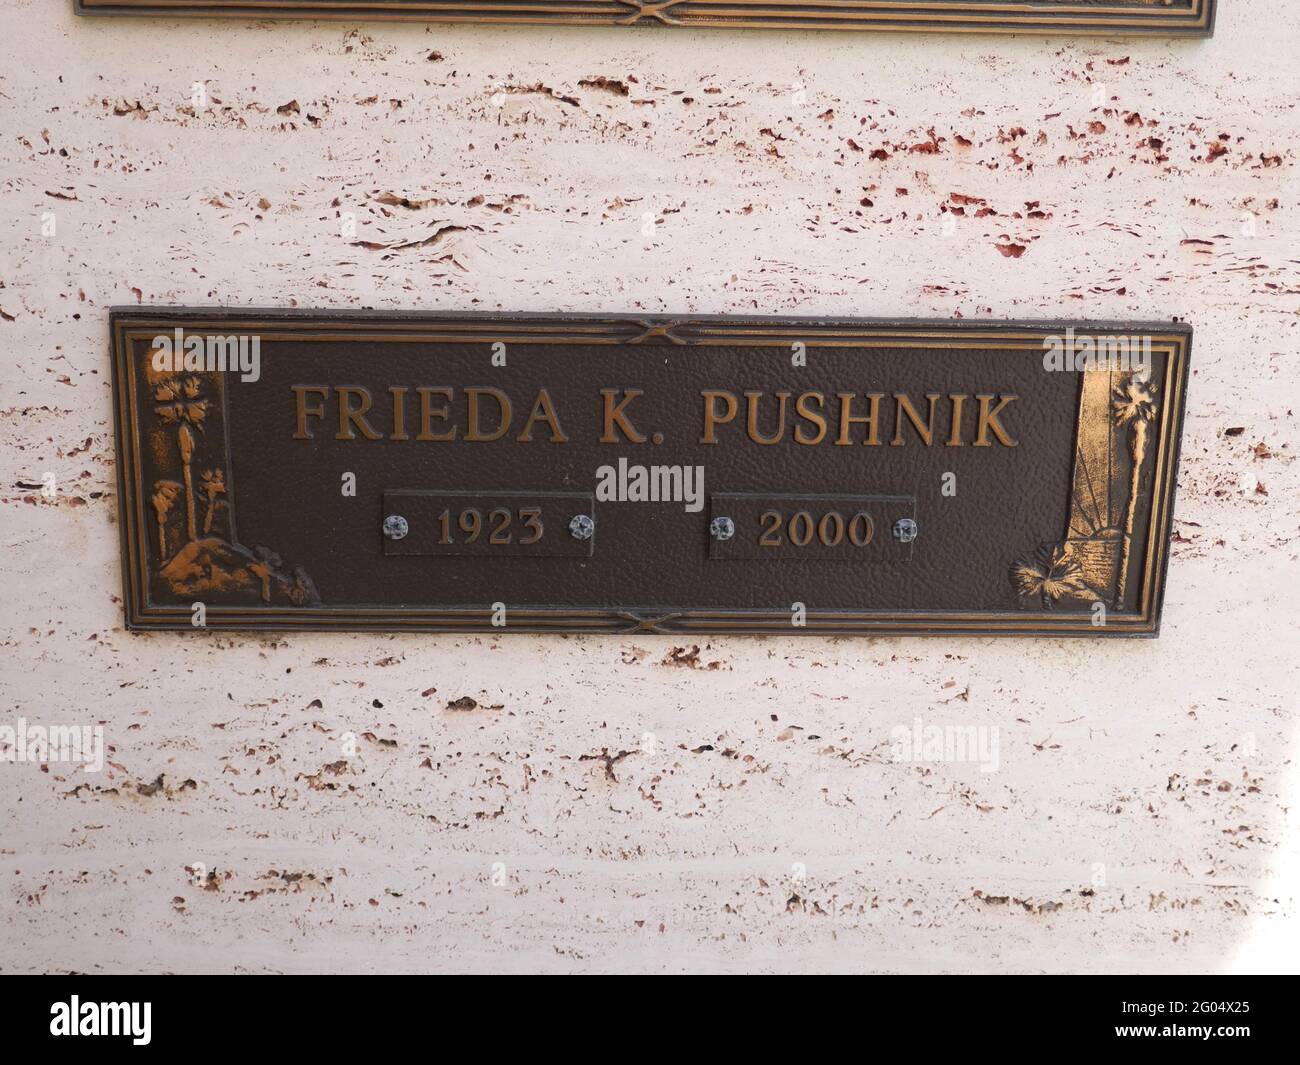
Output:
[110, 309, 1191, 637]
[76, 1, 1216, 37]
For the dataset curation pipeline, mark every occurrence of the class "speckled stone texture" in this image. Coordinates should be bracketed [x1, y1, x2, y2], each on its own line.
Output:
[1, 0, 1297, 974]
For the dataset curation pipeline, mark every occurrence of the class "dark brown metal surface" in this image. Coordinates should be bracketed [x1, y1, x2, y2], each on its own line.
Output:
[110, 310, 1190, 636]
[75, 1, 1216, 37]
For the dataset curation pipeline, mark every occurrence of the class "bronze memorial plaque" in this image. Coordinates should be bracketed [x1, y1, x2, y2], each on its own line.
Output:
[76, 1, 1216, 37]
[110, 311, 1190, 636]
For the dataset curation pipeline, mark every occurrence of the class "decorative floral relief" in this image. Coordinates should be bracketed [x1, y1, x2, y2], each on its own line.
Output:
[1011, 370, 1159, 613]
[146, 361, 319, 608]
[1011, 543, 1101, 611]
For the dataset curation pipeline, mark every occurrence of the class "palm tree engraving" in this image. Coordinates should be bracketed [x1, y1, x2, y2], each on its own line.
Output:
[1112, 377, 1158, 609]
[142, 352, 318, 610]
[150, 480, 182, 560]
[154, 376, 209, 545]
[199, 468, 226, 535]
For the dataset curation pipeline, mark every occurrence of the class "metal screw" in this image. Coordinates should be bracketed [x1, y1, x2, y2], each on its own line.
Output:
[383, 514, 409, 541]
[710, 516, 735, 541]
[892, 517, 918, 544]
[568, 514, 595, 541]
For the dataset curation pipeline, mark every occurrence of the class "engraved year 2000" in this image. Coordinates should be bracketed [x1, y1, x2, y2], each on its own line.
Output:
[758, 509, 875, 549]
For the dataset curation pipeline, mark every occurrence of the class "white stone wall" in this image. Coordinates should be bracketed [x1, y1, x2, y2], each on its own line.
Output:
[1, 0, 1297, 973]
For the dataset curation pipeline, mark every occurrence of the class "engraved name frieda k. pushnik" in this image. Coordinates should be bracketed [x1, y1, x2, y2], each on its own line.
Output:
[289, 385, 1020, 449]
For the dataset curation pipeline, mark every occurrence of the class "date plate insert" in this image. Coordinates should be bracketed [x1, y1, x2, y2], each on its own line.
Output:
[383, 491, 595, 558]
[709, 494, 915, 562]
